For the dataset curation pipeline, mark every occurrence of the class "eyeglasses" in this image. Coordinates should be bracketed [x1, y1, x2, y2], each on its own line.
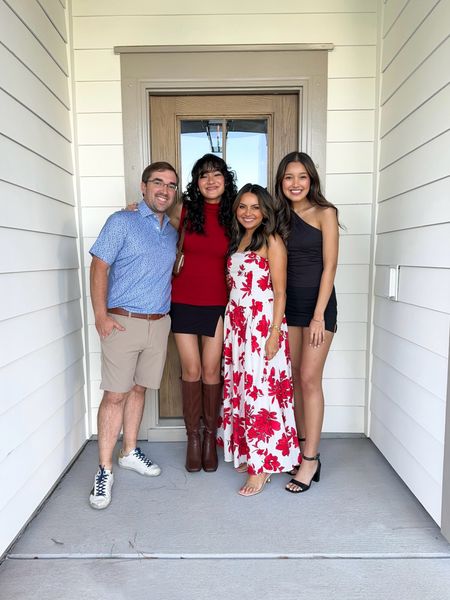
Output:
[146, 178, 178, 192]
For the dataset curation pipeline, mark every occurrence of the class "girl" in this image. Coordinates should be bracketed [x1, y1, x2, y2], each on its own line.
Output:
[275, 152, 339, 494]
[171, 154, 237, 473]
[217, 184, 299, 496]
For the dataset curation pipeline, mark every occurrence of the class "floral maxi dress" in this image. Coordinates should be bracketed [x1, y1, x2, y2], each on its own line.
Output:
[217, 251, 300, 475]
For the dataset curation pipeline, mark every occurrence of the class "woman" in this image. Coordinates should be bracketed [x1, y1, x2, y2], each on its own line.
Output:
[217, 184, 300, 496]
[171, 154, 237, 473]
[274, 152, 339, 494]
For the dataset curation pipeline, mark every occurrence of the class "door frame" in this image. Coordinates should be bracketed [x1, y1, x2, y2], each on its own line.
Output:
[115, 44, 332, 201]
[115, 43, 332, 440]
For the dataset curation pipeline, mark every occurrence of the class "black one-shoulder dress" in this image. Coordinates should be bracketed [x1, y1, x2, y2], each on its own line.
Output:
[285, 211, 337, 333]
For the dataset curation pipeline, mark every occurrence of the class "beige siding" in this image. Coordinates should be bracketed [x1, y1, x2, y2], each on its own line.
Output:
[371, 0, 450, 524]
[0, 0, 86, 555]
[72, 0, 378, 435]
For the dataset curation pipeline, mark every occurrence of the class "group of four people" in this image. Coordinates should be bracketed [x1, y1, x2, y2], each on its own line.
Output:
[89, 151, 339, 508]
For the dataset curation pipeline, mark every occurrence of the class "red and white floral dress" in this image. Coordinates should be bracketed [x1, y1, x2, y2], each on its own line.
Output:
[217, 251, 300, 475]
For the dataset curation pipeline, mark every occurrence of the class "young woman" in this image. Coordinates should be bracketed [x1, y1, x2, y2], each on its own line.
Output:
[274, 152, 339, 494]
[170, 154, 237, 473]
[217, 184, 300, 496]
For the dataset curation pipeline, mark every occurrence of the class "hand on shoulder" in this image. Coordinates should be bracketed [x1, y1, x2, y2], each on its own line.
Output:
[123, 202, 139, 211]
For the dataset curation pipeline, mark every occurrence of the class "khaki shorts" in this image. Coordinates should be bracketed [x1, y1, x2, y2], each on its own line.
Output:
[100, 313, 171, 393]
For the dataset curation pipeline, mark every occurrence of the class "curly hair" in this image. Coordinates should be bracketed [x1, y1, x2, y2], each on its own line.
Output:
[274, 151, 340, 240]
[182, 154, 237, 235]
[229, 184, 278, 256]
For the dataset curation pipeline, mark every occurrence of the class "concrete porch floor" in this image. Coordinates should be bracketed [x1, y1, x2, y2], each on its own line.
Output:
[1, 438, 450, 599]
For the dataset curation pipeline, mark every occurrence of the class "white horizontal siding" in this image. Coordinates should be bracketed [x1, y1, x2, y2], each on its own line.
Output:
[374, 265, 450, 314]
[72, 14, 376, 48]
[0, 181, 77, 236]
[78, 145, 124, 177]
[0, 301, 83, 369]
[0, 0, 86, 556]
[77, 113, 123, 145]
[339, 236, 371, 265]
[0, 331, 84, 417]
[373, 327, 447, 401]
[0, 90, 72, 171]
[327, 79, 376, 110]
[0, 229, 79, 273]
[73, 49, 120, 81]
[337, 294, 369, 322]
[371, 0, 449, 529]
[327, 142, 374, 174]
[380, 35, 450, 137]
[326, 173, 373, 204]
[0, 0, 69, 106]
[0, 136, 73, 203]
[371, 414, 442, 523]
[0, 270, 80, 321]
[372, 357, 445, 444]
[377, 177, 450, 233]
[398, 267, 450, 314]
[79, 176, 126, 206]
[75, 81, 122, 113]
[328, 46, 377, 79]
[379, 130, 450, 201]
[380, 84, 450, 170]
[375, 223, 450, 268]
[372, 0, 449, 529]
[327, 110, 375, 142]
[382, 0, 408, 36]
[0, 43, 71, 140]
[374, 297, 449, 358]
[0, 360, 85, 463]
[3, 0, 69, 74]
[37, 0, 67, 42]
[381, 0, 444, 81]
[0, 419, 86, 558]
[0, 392, 86, 510]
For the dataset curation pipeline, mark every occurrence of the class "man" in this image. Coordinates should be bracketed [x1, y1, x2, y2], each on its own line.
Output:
[89, 161, 179, 509]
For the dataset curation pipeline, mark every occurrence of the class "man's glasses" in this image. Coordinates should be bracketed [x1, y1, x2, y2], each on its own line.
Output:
[146, 178, 178, 192]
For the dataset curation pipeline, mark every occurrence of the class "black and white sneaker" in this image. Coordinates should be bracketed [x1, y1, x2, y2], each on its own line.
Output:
[118, 447, 161, 476]
[89, 466, 114, 510]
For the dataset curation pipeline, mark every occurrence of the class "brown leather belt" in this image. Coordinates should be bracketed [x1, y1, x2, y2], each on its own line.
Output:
[108, 307, 167, 320]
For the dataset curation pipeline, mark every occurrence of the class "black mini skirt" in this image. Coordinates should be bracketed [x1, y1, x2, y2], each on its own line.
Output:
[170, 303, 226, 337]
[285, 286, 337, 333]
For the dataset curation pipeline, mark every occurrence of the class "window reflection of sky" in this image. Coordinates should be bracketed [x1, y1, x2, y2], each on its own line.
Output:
[180, 122, 268, 192]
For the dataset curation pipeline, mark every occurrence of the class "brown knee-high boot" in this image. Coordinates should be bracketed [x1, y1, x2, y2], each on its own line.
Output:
[181, 380, 202, 472]
[202, 382, 222, 472]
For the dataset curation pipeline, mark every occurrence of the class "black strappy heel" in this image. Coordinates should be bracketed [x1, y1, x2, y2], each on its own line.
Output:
[288, 437, 305, 476]
[285, 453, 321, 494]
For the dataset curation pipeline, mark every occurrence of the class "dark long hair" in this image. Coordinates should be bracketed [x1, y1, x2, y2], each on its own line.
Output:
[183, 154, 237, 235]
[274, 151, 340, 240]
[229, 184, 278, 255]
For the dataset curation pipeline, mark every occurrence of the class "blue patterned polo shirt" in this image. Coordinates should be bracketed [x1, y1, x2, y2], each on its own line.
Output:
[89, 201, 177, 313]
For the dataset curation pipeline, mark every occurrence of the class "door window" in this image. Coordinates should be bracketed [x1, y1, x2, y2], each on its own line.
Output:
[180, 118, 268, 189]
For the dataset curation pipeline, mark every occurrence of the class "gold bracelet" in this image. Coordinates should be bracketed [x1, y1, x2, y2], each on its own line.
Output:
[312, 318, 324, 323]
[270, 324, 282, 334]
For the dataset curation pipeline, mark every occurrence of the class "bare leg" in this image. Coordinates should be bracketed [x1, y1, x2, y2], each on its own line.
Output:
[97, 390, 127, 469]
[174, 333, 202, 381]
[201, 317, 224, 384]
[288, 325, 305, 440]
[122, 384, 146, 454]
[286, 329, 334, 491]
